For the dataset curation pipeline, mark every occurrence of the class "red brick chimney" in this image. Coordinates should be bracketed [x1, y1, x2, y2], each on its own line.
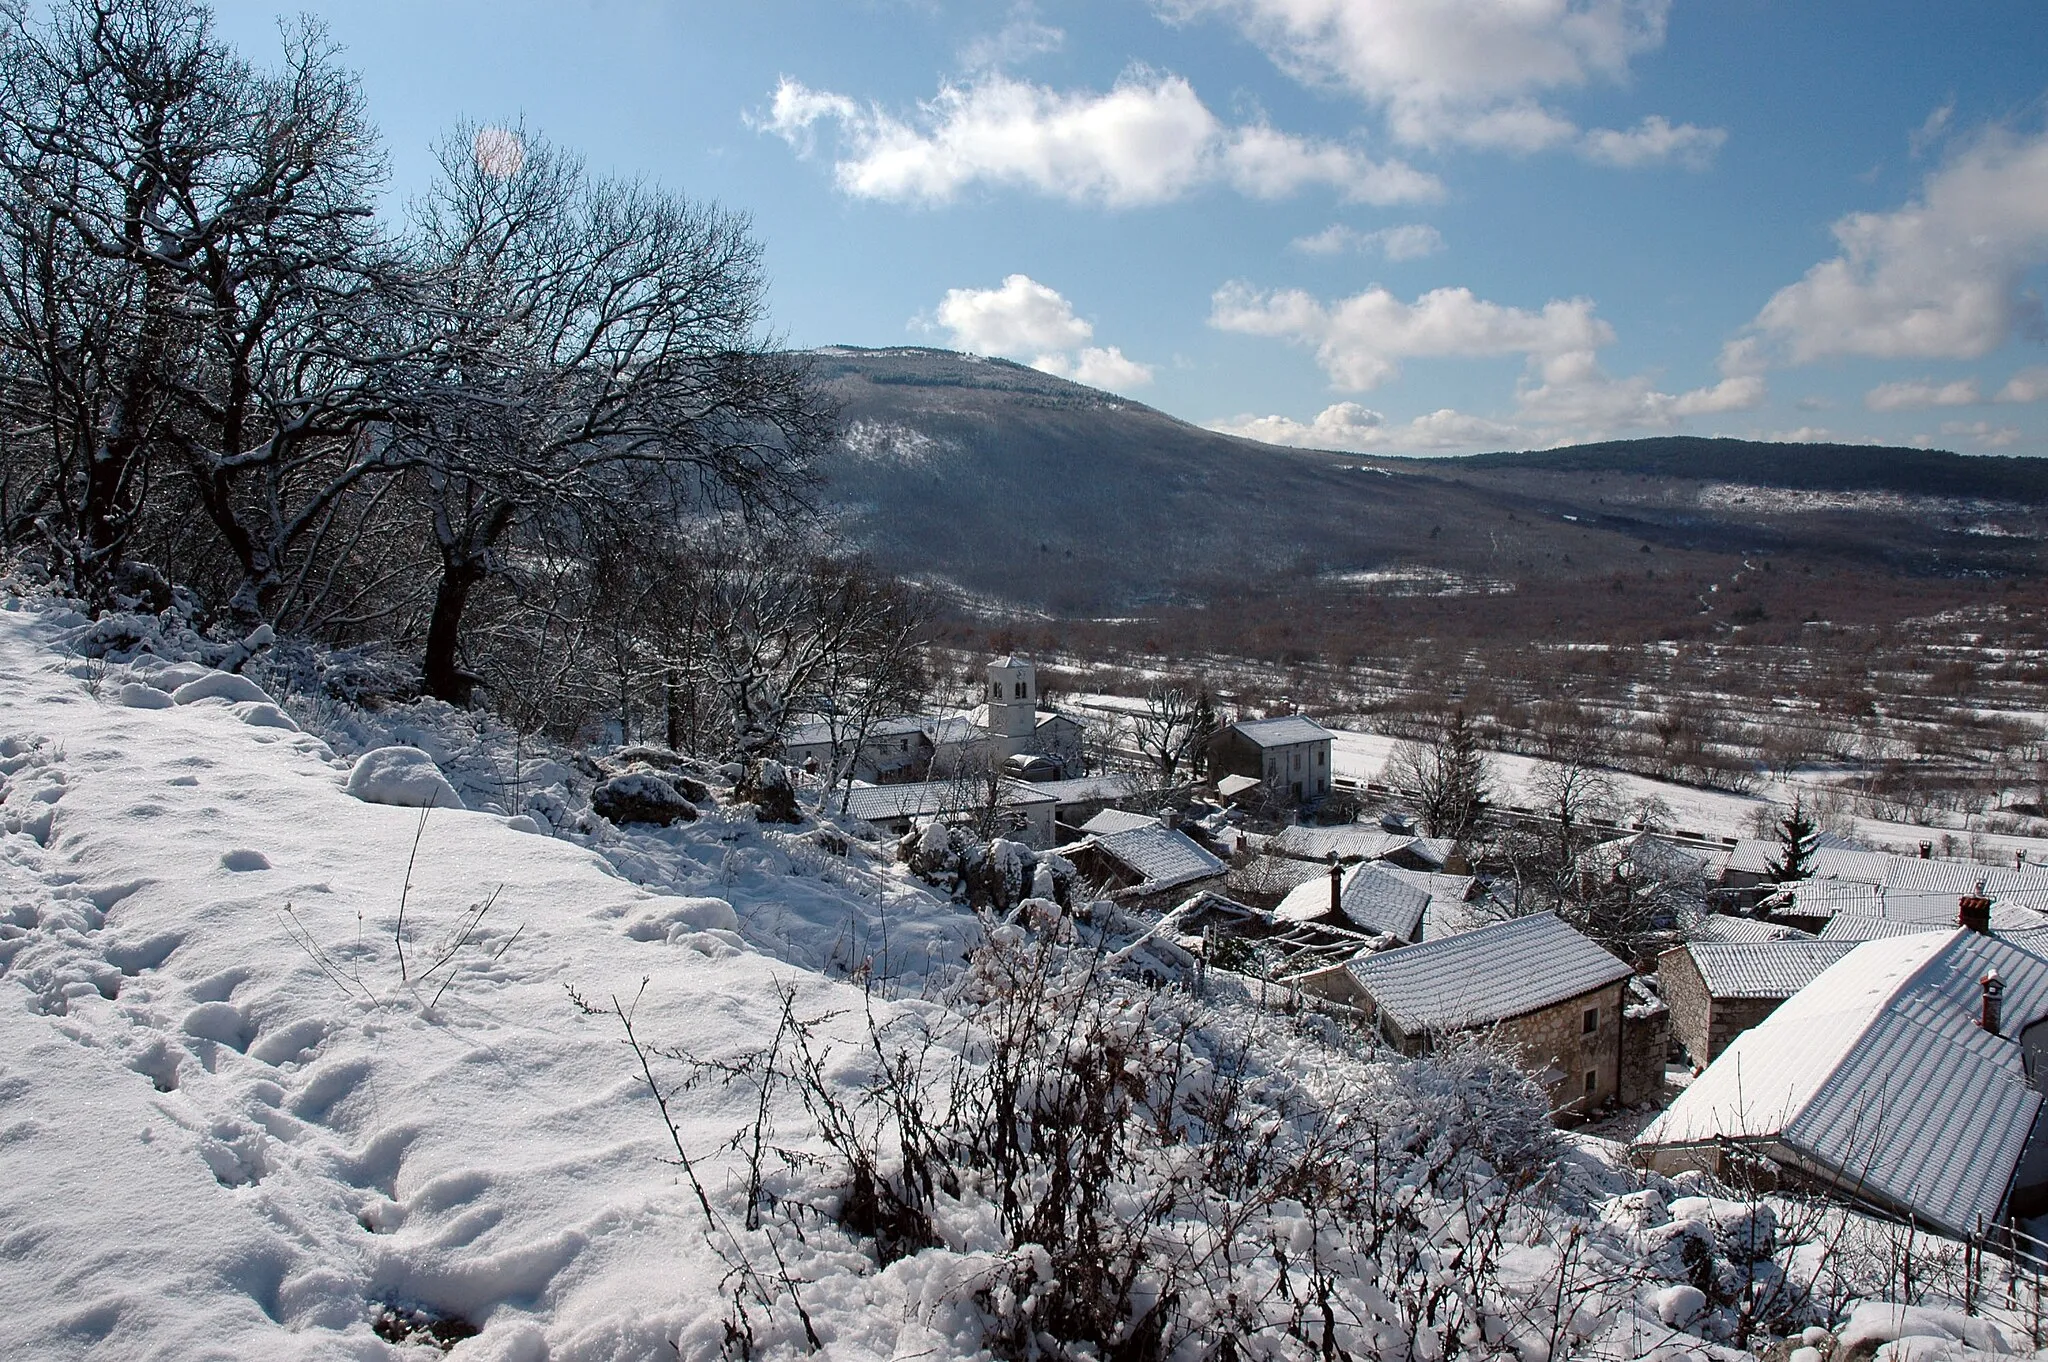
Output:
[1982, 968, 2006, 1035]
[1960, 883, 1992, 935]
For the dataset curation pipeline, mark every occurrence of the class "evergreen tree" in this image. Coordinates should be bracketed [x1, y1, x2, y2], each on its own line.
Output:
[1767, 801, 1819, 882]
[1189, 688, 1221, 778]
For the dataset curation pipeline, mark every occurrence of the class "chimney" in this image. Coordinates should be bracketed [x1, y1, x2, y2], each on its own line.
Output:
[1959, 882, 1992, 935]
[1328, 853, 1344, 921]
[2020, 850, 2029, 870]
[1158, 807, 1180, 830]
[1920, 842, 1934, 859]
[1982, 968, 2006, 1036]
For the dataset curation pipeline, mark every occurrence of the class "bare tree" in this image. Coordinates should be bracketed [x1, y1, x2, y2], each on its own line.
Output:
[397, 122, 828, 702]
[0, 0, 403, 611]
[1127, 681, 1213, 786]
[1383, 707, 1493, 841]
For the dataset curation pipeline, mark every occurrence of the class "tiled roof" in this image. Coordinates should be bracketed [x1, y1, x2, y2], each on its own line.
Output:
[1274, 861, 1431, 940]
[841, 777, 1053, 824]
[1268, 824, 1415, 862]
[1344, 912, 1632, 1032]
[1685, 941, 1858, 998]
[1637, 929, 2048, 1239]
[1692, 915, 1814, 944]
[1078, 807, 1161, 836]
[1087, 825, 1226, 894]
[1231, 716, 1333, 748]
[1818, 916, 1939, 944]
[1033, 774, 1141, 804]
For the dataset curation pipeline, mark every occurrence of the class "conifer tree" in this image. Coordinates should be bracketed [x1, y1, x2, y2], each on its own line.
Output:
[1767, 801, 1819, 882]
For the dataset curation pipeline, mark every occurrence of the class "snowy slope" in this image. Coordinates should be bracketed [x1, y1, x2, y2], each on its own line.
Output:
[0, 601, 978, 1359]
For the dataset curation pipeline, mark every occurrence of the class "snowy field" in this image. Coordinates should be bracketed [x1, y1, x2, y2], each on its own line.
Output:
[0, 601, 987, 1359]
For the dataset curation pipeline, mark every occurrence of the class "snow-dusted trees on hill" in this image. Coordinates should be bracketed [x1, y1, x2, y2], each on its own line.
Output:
[0, 0, 836, 727]
[397, 123, 828, 703]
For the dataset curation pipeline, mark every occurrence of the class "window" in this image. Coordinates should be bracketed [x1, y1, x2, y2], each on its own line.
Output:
[1582, 1007, 1599, 1034]
[1015, 682, 1026, 698]
[1317, 748, 1326, 766]
[991, 682, 1001, 699]
[1584, 1070, 1598, 1095]
[1292, 751, 1301, 770]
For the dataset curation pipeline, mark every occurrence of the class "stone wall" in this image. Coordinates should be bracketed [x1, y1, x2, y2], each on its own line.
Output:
[1660, 947, 1713, 1068]
[1498, 980, 1627, 1118]
[1619, 1001, 1670, 1105]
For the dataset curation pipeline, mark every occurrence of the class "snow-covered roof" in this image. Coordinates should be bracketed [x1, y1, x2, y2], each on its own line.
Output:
[785, 714, 935, 748]
[1215, 774, 1262, 798]
[1079, 807, 1162, 837]
[1637, 929, 2048, 1239]
[1682, 940, 1858, 999]
[1083, 825, 1226, 894]
[841, 777, 1053, 824]
[1345, 913, 1633, 1033]
[1582, 832, 1727, 883]
[1268, 823, 1415, 863]
[1033, 774, 1140, 804]
[1230, 715, 1332, 748]
[1692, 915, 1814, 944]
[1768, 881, 2048, 933]
[1380, 866, 1476, 906]
[1817, 916, 1942, 945]
[1724, 831, 1863, 876]
[1274, 861, 1431, 940]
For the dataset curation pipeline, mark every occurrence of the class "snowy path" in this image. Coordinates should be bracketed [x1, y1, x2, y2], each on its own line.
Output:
[0, 604, 969, 1359]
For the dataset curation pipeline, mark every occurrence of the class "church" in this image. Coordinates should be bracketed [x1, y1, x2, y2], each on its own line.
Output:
[783, 655, 1084, 783]
[967, 656, 1085, 777]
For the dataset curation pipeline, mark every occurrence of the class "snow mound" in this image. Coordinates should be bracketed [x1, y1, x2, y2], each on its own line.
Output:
[1841, 1303, 2013, 1360]
[170, 670, 272, 706]
[343, 745, 461, 810]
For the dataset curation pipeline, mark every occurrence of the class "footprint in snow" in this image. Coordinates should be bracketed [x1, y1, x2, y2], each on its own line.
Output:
[220, 849, 270, 872]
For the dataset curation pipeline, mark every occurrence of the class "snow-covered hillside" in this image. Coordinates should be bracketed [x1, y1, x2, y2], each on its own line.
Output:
[0, 600, 989, 1358]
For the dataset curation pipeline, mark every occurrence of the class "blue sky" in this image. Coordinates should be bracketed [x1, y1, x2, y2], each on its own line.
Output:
[205, 0, 2048, 457]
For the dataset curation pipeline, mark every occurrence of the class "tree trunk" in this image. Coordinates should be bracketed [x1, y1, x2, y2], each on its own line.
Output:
[423, 553, 485, 705]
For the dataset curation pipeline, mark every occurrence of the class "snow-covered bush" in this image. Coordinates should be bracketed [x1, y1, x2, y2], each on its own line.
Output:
[614, 913, 1626, 1360]
[902, 821, 1078, 915]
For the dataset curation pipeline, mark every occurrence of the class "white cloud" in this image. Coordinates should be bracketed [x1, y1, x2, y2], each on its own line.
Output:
[1209, 280, 1612, 389]
[925, 275, 1154, 392]
[1162, 0, 1718, 165]
[960, 17, 1065, 71]
[1752, 126, 2048, 363]
[758, 72, 1439, 207]
[1290, 222, 1445, 259]
[934, 274, 1092, 354]
[1939, 419, 2024, 449]
[1580, 115, 1726, 170]
[1211, 274, 1765, 446]
[1909, 99, 1954, 159]
[1035, 345, 1157, 389]
[1864, 378, 1981, 411]
[1210, 402, 1521, 453]
[1998, 366, 2048, 403]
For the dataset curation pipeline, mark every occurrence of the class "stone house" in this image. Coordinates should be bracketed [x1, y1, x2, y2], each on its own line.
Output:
[1208, 716, 1333, 805]
[1635, 927, 2048, 1240]
[1659, 939, 1856, 1069]
[1291, 912, 1651, 1118]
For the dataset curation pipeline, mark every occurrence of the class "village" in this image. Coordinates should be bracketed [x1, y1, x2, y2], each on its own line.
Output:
[785, 653, 2048, 1253]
